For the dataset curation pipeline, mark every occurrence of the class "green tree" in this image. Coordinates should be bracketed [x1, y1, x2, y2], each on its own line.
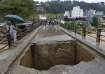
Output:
[0, 0, 36, 18]
[91, 16, 102, 44]
[91, 16, 99, 28]
[44, 1, 105, 13]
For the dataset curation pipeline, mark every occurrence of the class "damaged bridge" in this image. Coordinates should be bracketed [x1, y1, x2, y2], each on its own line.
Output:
[0, 25, 105, 74]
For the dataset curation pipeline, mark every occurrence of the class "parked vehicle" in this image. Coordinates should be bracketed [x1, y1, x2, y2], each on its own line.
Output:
[0, 22, 6, 27]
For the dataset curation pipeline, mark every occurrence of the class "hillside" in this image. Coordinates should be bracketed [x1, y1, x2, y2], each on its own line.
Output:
[42, 1, 105, 14]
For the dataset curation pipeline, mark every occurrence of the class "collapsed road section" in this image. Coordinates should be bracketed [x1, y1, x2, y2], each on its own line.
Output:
[1, 25, 105, 74]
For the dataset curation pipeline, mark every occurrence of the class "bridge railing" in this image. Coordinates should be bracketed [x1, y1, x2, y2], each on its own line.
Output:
[58, 25, 105, 59]
[0, 22, 40, 52]
[60, 22, 105, 46]
[0, 30, 8, 52]
[0, 25, 41, 74]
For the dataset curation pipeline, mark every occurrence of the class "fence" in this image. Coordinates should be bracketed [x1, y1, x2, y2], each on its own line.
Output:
[0, 21, 40, 52]
[60, 22, 105, 45]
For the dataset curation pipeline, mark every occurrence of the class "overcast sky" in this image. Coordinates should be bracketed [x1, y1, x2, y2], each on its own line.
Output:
[34, 0, 105, 3]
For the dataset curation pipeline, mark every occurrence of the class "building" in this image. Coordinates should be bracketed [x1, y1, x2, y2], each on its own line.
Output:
[87, 9, 96, 18]
[39, 14, 47, 21]
[51, 0, 60, 1]
[71, 6, 84, 18]
[64, 11, 70, 18]
[36, 3, 45, 14]
[85, 9, 103, 17]
[95, 11, 104, 16]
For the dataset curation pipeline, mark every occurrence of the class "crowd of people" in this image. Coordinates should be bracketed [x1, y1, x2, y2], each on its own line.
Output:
[5, 19, 59, 48]
[40, 19, 59, 26]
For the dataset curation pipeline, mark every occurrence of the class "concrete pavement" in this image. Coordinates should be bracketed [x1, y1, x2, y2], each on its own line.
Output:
[9, 25, 105, 74]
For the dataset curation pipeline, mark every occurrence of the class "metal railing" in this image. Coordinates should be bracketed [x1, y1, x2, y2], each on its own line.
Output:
[60, 23, 105, 46]
[0, 31, 8, 52]
[0, 21, 40, 52]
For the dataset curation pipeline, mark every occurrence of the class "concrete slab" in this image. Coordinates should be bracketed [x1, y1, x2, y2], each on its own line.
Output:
[33, 34, 73, 44]
[9, 56, 105, 74]
[7, 25, 105, 74]
[33, 25, 73, 44]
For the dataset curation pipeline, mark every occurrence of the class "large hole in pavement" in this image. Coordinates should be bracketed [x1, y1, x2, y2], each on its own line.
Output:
[20, 41, 96, 70]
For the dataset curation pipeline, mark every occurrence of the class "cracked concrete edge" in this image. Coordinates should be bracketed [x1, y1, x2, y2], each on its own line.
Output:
[0, 26, 42, 74]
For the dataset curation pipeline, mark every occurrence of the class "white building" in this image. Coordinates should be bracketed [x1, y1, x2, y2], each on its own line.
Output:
[87, 9, 96, 17]
[71, 6, 84, 18]
[39, 14, 47, 21]
[95, 11, 104, 16]
[51, 0, 60, 1]
[64, 11, 70, 18]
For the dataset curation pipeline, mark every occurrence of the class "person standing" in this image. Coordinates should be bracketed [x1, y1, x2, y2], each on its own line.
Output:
[6, 22, 12, 48]
[11, 21, 17, 45]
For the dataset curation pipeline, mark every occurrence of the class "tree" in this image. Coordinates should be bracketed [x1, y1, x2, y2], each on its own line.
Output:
[44, 1, 105, 13]
[91, 16, 99, 28]
[0, 0, 36, 18]
[91, 16, 102, 45]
